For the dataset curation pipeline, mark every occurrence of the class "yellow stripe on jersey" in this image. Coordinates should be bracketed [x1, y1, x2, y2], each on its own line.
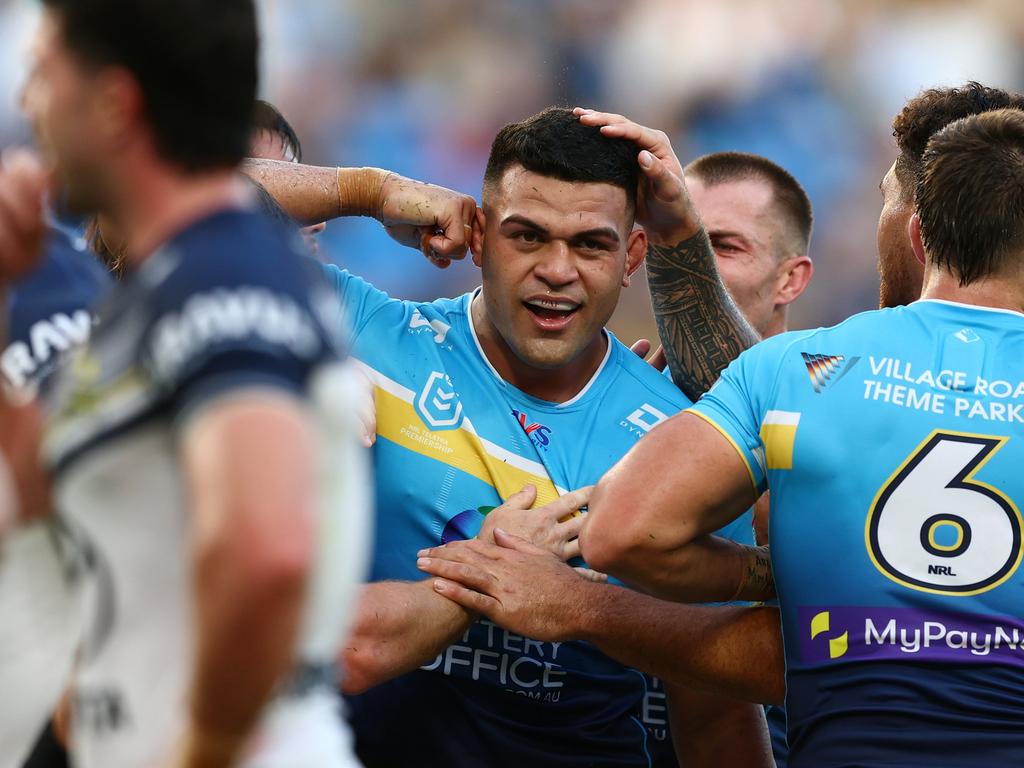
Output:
[759, 410, 801, 470]
[373, 385, 562, 507]
[687, 409, 759, 496]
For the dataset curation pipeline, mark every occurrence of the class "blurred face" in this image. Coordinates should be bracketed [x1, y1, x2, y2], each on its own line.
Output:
[877, 161, 923, 308]
[475, 166, 644, 370]
[21, 10, 111, 213]
[248, 129, 326, 254]
[687, 175, 792, 335]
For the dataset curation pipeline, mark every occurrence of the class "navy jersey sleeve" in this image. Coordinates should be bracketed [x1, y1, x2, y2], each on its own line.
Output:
[688, 332, 804, 495]
[139, 213, 343, 420]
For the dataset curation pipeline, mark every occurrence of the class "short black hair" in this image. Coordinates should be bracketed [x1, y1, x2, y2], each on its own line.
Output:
[41, 0, 258, 172]
[684, 151, 813, 256]
[252, 99, 303, 163]
[917, 108, 1024, 285]
[892, 82, 1024, 198]
[483, 107, 639, 214]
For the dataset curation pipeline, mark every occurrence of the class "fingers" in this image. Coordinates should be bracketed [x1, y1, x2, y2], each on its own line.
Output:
[638, 150, 684, 204]
[418, 553, 496, 593]
[542, 485, 592, 523]
[629, 338, 652, 359]
[428, 195, 476, 260]
[500, 483, 538, 510]
[419, 230, 452, 269]
[562, 538, 581, 561]
[554, 514, 585, 560]
[418, 537, 504, 563]
[575, 109, 674, 158]
[649, 345, 667, 372]
[492, 527, 548, 557]
[574, 567, 608, 584]
[431, 578, 500, 615]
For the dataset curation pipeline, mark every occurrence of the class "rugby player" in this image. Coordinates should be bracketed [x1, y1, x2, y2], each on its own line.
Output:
[2, 1, 369, 765]
[320, 106, 765, 766]
[413, 137, 814, 767]
[582, 107, 1024, 766]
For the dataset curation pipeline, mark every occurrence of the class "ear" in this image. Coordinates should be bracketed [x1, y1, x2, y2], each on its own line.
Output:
[470, 207, 485, 268]
[774, 255, 813, 307]
[93, 68, 143, 148]
[908, 213, 926, 266]
[622, 227, 647, 287]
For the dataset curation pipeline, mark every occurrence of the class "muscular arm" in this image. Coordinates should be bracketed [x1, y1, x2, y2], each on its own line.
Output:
[416, 532, 784, 704]
[575, 586, 784, 704]
[181, 395, 317, 764]
[666, 681, 774, 768]
[240, 159, 379, 225]
[647, 231, 760, 402]
[341, 579, 474, 695]
[582, 412, 772, 602]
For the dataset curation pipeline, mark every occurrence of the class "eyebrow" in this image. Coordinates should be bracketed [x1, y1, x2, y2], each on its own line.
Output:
[708, 229, 754, 247]
[500, 214, 621, 245]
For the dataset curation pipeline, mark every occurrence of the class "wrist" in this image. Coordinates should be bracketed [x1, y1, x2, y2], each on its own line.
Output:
[644, 221, 706, 251]
[336, 167, 393, 219]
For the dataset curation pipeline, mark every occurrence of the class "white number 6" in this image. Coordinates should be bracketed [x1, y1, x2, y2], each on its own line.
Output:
[866, 431, 1023, 595]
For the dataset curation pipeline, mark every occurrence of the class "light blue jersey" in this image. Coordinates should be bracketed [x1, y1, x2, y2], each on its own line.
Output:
[691, 299, 1024, 767]
[323, 266, 753, 767]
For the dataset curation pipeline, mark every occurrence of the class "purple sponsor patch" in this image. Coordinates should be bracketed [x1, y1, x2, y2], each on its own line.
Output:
[798, 606, 1024, 667]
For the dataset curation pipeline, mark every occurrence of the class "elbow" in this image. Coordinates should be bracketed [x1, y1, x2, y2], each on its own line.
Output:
[339, 641, 382, 695]
[198, 507, 314, 604]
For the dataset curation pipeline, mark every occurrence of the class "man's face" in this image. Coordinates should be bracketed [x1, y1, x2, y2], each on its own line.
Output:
[249, 129, 326, 254]
[687, 175, 790, 336]
[21, 10, 109, 213]
[877, 161, 923, 308]
[476, 166, 642, 370]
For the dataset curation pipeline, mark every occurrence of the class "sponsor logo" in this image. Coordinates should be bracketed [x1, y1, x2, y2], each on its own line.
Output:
[2, 310, 93, 391]
[802, 353, 861, 393]
[415, 371, 464, 430]
[409, 309, 451, 345]
[441, 504, 496, 545]
[512, 409, 552, 449]
[799, 606, 1024, 667]
[954, 328, 981, 344]
[621, 403, 669, 437]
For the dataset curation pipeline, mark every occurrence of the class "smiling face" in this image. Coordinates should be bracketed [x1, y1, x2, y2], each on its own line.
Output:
[687, 175, 793, 335]
[474, 165, 645, 375]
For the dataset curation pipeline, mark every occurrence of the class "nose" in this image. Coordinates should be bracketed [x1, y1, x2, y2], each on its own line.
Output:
[533, 240, 578, 289]
[302, 221, 327, 236]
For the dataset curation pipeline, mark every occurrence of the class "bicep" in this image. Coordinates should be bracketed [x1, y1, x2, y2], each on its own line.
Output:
[181, 391, 315, 552]
[587, 411, 757, 555]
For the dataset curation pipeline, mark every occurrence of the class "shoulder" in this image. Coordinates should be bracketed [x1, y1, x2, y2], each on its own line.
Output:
[607, 334, 693, 410]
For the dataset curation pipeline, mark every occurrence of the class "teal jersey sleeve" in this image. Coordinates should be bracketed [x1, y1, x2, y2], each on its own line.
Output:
[319, 263, 396, 339]
[687, 332, 806, 496]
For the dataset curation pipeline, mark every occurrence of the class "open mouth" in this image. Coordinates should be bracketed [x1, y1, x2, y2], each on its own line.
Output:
[523, 298, 581, 330]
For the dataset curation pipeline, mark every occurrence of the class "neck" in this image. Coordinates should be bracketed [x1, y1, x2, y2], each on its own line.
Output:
[762, 309, 788, 339]
[920, 267, 1024, 314]
[107, 164, 246, 264]
[471, 293, 608, 403]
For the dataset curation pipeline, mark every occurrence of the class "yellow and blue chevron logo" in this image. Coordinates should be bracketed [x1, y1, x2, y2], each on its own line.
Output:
[802, 353, 861, 394]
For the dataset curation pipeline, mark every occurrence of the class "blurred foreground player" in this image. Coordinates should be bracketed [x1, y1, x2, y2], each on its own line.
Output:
[8, 1, 369, 766]
[585, 108, 1024, 767]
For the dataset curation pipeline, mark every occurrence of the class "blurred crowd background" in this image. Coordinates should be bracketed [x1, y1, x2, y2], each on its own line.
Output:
[2, 0, 1023, 343]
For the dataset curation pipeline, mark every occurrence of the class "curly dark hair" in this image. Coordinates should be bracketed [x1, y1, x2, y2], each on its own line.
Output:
[892, 82, 1024, 197]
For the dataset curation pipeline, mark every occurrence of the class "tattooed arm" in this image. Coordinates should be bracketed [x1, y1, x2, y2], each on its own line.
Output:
[576, 110, 759, 402]
[647, 233, 759, 401]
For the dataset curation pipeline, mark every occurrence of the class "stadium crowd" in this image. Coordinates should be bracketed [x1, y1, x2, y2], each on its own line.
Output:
[1, 1, 1023, 768]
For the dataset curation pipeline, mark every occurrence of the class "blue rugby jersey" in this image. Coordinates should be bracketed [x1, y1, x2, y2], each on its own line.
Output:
[324, 266, 753, 768]
[691, 299, 1024, 767]
[3, 227, 109, 393]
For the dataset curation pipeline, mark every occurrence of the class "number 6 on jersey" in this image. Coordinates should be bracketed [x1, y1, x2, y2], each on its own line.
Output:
[866, 430, 1024, 595]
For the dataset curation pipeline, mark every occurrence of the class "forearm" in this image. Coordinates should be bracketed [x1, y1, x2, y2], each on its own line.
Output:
[341, 579, 475, 694]
[0, 398, 50, 524]
[241, 159, 391, 225]
[666, 681, 774, 767]
[187, 538, 308, 765]
[573, 583, 784, 704]
[646, 231, 760, 401]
